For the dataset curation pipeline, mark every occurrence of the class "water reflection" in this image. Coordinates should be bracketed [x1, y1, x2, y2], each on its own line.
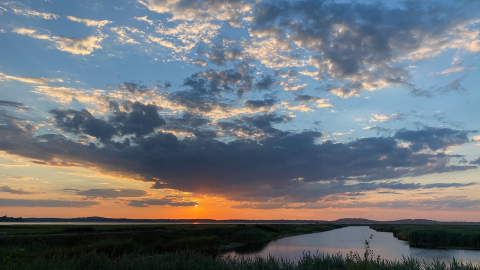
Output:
[224, 226, 480, 265]
[233, 242, 270, 254]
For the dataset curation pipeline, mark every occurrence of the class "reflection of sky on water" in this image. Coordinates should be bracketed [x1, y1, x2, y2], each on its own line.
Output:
[224, 226, 480, 265]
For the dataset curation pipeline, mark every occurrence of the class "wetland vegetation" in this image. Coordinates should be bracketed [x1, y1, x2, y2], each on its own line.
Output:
[2, 223, 480, 269]
[370, 225, 480, 250]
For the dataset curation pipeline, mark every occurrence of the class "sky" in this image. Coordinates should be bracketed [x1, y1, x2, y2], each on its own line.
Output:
[0, 0, 479, 221]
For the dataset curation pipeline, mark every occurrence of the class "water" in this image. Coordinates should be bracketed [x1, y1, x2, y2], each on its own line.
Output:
[224, 226, 480, 265]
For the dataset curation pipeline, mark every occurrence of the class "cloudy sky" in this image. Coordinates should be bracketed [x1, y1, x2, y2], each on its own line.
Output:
[0, 0, 479, 221]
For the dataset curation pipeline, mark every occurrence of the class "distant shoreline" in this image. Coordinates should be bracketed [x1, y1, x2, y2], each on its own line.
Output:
[2, 217, 480, 225]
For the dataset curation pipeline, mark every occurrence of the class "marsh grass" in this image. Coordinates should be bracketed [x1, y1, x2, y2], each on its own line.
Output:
[2, 224, 479, 269]
[370, 225, 480, 249]
[4, 251, 480, 270]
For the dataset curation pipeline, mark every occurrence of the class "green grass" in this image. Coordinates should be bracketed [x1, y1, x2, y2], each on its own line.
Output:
[370, 225, 480, 250]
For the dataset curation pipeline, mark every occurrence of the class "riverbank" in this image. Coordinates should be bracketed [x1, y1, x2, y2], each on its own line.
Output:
[370, 225, 480, 250]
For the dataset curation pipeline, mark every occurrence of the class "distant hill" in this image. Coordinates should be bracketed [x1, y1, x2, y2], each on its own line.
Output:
[17, 216, 480, 225]
[0, 215, 24, 222]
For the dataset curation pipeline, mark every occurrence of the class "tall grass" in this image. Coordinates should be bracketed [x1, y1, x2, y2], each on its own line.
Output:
[3, 251, 480, 270]
[2, 224, 480, 269]
[371, 225, 480, 249]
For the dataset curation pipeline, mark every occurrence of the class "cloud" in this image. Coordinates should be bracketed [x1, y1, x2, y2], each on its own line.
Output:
[193, 59, 207, 67]
[288, 196, 480, 210]
[0, 186, 33, 195]
[394, 127, 473, 152]
[294, 95, 333, 108]
[435, 76, 468, 94]
[9, 6, 58, 20]
[422, 182, 476, 189]
[1, 105, 476, 204]
[0, 198, 99, 207]
[53, 35, 104, 55]
[134, 16, 154, 25]
[62, 188, 81, 192]
[110, 102, 166, 137]
[13, 28, 104, 55]
[245, 0, 480, 97]
[128, 198, 198, 207]
[436, 66, 475, 75]
[151, 21, 221, 53]
[0, 100, 29, 109]
[243, 99, 276, 109]
[217, 113, 294, 138]
[138, 0, 251, 25]
[50, 109, 118, 142]
[370, 113, 406, 122]
[0, 71, 63, 85]
[111, 26, 143, 45]
[76, 189, 148, 198]
[471, 157, 480, 165]
[469, 40, 480, 52]
[254, 75, 275, 90]
[50, 102, 165, 143]
[363, 126, 392, 136]
[67, 16, 112, 28]
[204, 44, 243, 65]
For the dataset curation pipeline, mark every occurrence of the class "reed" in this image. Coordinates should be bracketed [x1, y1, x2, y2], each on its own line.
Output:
[370, 225, 480, 249]
[3, 251, 480, 270]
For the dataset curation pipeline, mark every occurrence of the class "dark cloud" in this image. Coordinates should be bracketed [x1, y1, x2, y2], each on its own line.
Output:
[233, 182, 478, 209]
[294, 95, 322, 102]
[364, 126, 392, 136]
[170, 63, 256, 112]
[0, 107, 477, 203]
[62, 188, 81, 192]
[289, 196, 480, 210]
[128, 198, 198, 208]
[0, 186, 33, 195]
[377, 191, 401, 194]
[75, 189, 148, 198]
[164, 113, 215, 138]
[435, 76, 468, 94]
[50, 109, 117, 142]
[394, 127, 473, 152]
[243, 99, 276, 108]
[119, 82, 150, 95]
[110, 102, 165, 137]
[471, 157, 480, 165]
[254, 75, 275, 90]
[183, 64, 254, 96]
[217, 113, 293, 137]
[50, 102, 165, 143]
[422, 182, 476, 189]
[249, 0, 480, 97]
[0, 198, 99, 207]
[0, 100, 28, 109]
[205, 44, 243, 65]
[166, 113, 211, 127]
[409, 87, 433, 98]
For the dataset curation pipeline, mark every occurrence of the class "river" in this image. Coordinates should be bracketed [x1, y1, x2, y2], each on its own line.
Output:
[224, 226, 480, 265]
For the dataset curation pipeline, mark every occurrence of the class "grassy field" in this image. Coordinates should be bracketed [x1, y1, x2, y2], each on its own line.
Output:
[0, 223, 343, 268]
[370, 225, 480, 250]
